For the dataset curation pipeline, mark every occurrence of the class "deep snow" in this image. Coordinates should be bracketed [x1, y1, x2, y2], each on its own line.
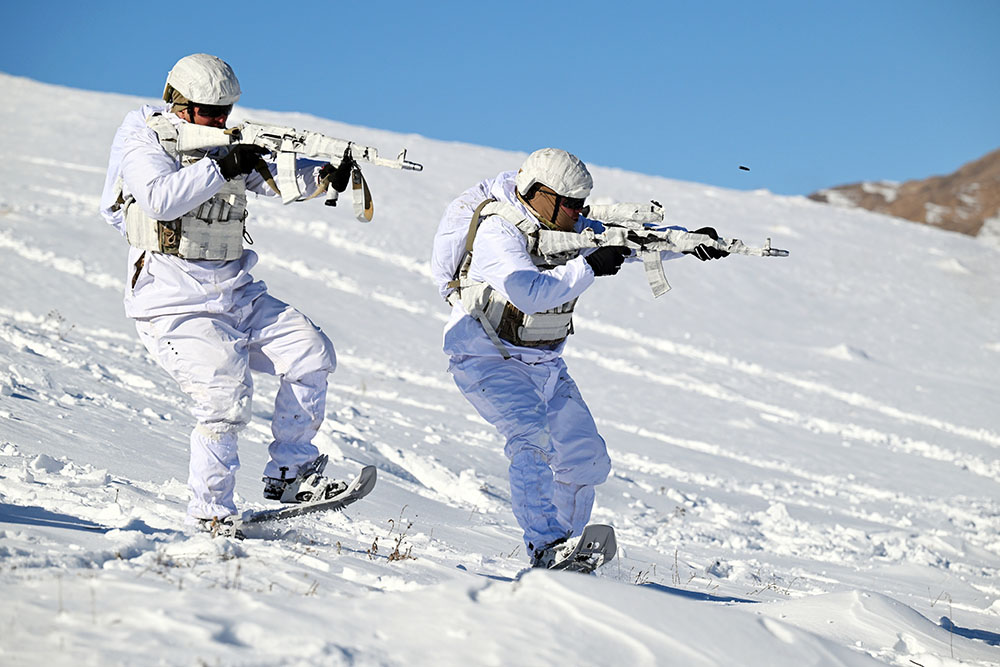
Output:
[1, 73, 998, 666]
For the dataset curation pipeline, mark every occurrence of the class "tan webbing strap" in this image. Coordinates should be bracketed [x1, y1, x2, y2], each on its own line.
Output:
[302, 174, 330, 202]
[110, 190, 127, 213]
[304, 151, 354, 204]
[352, 166, 373, 222]
[131, 252, 146, 289]
[464, 198, 497, 254]
[254, 159, 280, 196]
[446, 198, 497, 289]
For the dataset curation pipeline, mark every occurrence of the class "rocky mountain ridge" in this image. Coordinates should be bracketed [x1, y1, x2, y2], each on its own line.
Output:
[809, 147, 1000, 239]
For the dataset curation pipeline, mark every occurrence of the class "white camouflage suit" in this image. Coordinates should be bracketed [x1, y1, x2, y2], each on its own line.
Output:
[431, 171, 614, 553]
[99, 104, 335, 522]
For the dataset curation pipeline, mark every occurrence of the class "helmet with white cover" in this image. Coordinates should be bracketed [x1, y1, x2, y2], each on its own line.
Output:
[515, 148, 593, 199]
[162, 54, 241, 105]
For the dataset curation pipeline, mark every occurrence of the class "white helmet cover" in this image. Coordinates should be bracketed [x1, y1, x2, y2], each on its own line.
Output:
[515, 148, 593, 199]
[163, 54, 241, 105]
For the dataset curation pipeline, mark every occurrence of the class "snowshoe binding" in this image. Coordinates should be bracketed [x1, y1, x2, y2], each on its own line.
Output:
[247, 465, 378, 524]
[262, 454, 348, 504]
[196, 515, 245, 540]
[531, 532, 573, 569]
[531, 524, 617, 574]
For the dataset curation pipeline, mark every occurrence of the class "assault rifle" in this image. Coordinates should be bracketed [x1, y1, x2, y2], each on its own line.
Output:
[173, 120, 424, 222]
[538, 201, 789, 297]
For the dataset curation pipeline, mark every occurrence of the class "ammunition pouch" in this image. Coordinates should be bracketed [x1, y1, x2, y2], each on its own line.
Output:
[123, 179, 248, 260]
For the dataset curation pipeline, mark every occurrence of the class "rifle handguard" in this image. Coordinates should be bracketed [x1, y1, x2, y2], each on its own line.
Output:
[172, 120, 423, 220]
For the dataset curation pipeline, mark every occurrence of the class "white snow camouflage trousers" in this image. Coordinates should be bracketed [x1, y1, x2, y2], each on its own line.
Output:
[135, 293, 335, 520]
[449, 355, 611, 553]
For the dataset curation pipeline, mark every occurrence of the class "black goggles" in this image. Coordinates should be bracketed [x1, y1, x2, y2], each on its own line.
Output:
[193, 103, 233, 118]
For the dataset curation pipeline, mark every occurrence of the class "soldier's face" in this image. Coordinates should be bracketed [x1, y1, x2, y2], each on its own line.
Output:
[530, 186, 586, 231]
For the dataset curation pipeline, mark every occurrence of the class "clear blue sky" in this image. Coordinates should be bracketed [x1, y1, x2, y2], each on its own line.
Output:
[2, 1, 998, 195]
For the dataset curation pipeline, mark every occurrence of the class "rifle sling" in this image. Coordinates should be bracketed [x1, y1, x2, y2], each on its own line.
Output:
[352, 166, 373, 222]
[253, 158, 280, 197]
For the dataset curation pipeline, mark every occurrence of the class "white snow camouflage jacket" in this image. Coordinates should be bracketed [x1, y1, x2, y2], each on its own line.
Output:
[433, 170, 604, 364]
[99, 105, 325, 319]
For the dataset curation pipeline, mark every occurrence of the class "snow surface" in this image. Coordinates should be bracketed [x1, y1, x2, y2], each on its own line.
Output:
[1, 73, 999, 666]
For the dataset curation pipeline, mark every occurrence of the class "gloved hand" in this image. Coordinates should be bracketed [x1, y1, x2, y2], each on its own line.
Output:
[684, 227, 730, 261]
[318, 153, 356, 193]
[217, 144, 269, 180]
[585, 246, 630, 276]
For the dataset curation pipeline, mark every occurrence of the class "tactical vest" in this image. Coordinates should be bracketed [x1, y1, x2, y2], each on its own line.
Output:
[448, 199, 580, 357]
[122, 114, 248, 261]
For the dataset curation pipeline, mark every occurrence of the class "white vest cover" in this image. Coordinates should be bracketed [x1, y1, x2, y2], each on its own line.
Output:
[453, 200, 579, 349]
[123, 114, 248, 261]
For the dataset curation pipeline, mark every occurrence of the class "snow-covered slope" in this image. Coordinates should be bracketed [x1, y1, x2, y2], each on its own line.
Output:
[1, 73, 998, 666]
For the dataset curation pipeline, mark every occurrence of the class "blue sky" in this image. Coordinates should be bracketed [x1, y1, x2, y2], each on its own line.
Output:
[2, 1, 998, 195]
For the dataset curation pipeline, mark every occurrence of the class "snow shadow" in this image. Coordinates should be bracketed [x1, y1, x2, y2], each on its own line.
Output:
[940, 616, 1000, 646]
[640, 581, 757, 604]
[0, 502, 109, 533]
[456, 564, 515, 583]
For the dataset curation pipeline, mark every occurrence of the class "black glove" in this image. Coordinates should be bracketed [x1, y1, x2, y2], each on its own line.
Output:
[684, 227, 730, 261]
[218, 144, 269, 180]
[319, 152, 356, 193]
[585, 246, 630, 276]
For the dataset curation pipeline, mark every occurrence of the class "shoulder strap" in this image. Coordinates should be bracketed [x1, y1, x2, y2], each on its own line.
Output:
[447, 197, 496, 289]
[480, 200, 539, 241]
[464, 197, 497, 254]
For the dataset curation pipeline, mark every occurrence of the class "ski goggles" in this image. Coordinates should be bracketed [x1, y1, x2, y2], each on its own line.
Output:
[193, 103, 233, 119]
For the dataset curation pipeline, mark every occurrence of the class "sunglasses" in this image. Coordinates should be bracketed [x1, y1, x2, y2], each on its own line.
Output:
[559, 196, 586, 212]
[536, 187, 586, 212]
[194, 103, 233, 118]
